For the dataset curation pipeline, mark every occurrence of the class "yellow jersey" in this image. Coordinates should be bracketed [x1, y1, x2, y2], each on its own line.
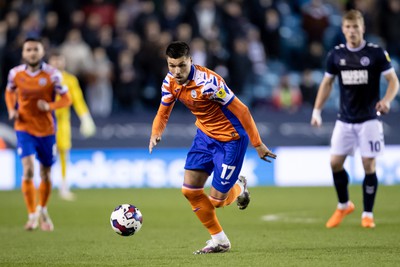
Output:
[56, 71, 90, 150]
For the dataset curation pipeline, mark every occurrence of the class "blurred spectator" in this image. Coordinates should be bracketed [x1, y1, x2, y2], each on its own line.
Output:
[87, 47, 113, 117]
[60, 29, 93, 77]
[176, 23, 193, 44]
[380, 0, 400, 59]
[191, 37, 208, 66]
[228, 37, 252, 96]
[260, 8, 281, 60]
[114, 49, 142, 112]
[82, 12, 103, 48]
[160, 0, 183, 33]
[41, 11, 65, 46]
[299, 69, 318, 108]
[186, 0, 222, 41]
[82, 0, 116, 27]
[302, 41, 325, 70]
[272, 74, 302, 112]
[301, 0, 330, 44]
[247, 26, 267, 76]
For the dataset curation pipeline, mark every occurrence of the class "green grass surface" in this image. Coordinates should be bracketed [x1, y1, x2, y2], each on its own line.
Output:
[0, 186, 399, 267]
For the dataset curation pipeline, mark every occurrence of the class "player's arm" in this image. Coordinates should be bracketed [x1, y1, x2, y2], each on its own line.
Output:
[149, 102, 175, 153]
[311, 75, 335, 127]
[5, 89, 18, 120]
[376, 70, 399, 114]
[37, 92, 72, 111]
[38, 69, 72, 111]
[227, 97, 276, 162]
[69, 74, 96, 137]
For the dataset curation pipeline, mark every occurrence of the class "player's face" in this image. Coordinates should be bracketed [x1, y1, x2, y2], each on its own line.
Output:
[22, 41, 44, 68]
[342, 19, 365, 48]
[48, 55, 66, 71]
[167, 56, 192, 85]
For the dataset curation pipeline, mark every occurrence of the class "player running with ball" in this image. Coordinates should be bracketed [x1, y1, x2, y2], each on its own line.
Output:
[149, 41, 276, 254]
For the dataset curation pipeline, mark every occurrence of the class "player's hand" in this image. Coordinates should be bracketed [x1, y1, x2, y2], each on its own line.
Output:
[255, 143, 276, 163]
[375, 100, 390, 115]
[311, 108, 322, 127]
[149, 135, 161, 154]
[37, 99, 50, 111]
[80, 113, 96, 138]
[8, 109, 19, 121]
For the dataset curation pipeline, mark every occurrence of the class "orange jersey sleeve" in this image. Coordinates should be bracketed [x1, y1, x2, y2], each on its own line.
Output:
[6, 63, 69, 137]
[154, 65, 262, 144]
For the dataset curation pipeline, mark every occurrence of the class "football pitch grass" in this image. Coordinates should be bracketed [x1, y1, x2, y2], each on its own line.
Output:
[0, 186, 399, 267]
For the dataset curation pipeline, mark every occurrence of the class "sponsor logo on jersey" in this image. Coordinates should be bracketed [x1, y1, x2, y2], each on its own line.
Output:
[216, 87, 226, 99]
[340, 59, 346, 66]
[360, 56, 370, 66]
[341, 70, 368, 85]
[191, 89, 197, 98]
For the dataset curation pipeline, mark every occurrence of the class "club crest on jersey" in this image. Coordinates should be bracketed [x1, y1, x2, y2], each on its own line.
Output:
[191, 89, 197, 98]
[216, 87, 226, 99]
[38, 78, 47, 86]
[360, 56, 370, 66]
[339, 59, 346, 66]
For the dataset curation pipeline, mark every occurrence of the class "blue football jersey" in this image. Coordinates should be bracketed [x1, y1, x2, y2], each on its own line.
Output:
[325, 41, 393, 123]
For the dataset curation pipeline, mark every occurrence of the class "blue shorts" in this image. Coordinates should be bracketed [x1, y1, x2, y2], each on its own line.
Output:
[16, 131, 57, 167]
[185, 129, 249, 193]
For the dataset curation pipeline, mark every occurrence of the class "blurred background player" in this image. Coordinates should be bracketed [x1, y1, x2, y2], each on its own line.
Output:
[149, 41, 276, 254]
[48, 50, 96, 201]
[311, 10, 399, 228]
[4, 37, 72, 231]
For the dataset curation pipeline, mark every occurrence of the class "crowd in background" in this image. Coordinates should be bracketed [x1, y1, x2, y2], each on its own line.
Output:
[1, 0, 400, 118]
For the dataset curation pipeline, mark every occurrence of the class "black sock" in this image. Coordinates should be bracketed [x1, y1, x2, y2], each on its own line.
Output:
[363, 173, 378, 212]
[333, 169, 349, 203]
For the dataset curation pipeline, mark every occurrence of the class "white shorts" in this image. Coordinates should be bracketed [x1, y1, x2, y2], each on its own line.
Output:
[330, 119, 384, 158]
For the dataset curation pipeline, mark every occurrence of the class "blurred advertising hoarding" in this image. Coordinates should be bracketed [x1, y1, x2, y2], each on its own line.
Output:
[1, 146, 399, 190]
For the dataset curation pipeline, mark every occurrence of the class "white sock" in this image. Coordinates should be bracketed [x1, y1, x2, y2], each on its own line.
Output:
[211, 231, 229, 244]
[362, 212, 373, 219]
[337, 201, 351, 210]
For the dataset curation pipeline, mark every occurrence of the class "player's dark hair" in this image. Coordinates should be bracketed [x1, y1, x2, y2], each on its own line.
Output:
[23, 36, 42, 44]
[343, 9, 364, 25]
[166, 41, 190, 59]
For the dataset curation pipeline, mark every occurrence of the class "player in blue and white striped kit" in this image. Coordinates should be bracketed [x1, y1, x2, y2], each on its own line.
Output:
[311, 10, 399, 228]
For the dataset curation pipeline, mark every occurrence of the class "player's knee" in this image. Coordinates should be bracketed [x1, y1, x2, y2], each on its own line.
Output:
[330, 161, 343, 172]
[23, 168, 34, 179]
[181, 186, 203, 201]
[40, 167, 51, 182]
[209, 197, 225, 208]
[362, 158, 376, 173]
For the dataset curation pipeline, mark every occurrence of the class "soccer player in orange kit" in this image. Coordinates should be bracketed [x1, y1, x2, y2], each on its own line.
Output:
[149, 41, 276, 254]
[5, 37, 72, 231]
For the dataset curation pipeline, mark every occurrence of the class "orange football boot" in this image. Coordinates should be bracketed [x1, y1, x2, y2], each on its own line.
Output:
[361, 217, 375, 228]
[326, 201, 355, 228]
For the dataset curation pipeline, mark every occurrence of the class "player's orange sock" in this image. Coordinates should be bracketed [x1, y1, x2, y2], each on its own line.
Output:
[38, 180, 52, 207]
[209, 184, 241, 208]
[182, 186, 223, 235]
[21, 179, 36, 214]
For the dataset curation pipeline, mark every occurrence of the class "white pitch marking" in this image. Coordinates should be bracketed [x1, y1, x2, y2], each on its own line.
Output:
[261, 213, 319, 223]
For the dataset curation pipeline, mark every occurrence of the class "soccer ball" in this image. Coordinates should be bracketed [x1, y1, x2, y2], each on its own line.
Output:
[110, 204, 143, 236]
